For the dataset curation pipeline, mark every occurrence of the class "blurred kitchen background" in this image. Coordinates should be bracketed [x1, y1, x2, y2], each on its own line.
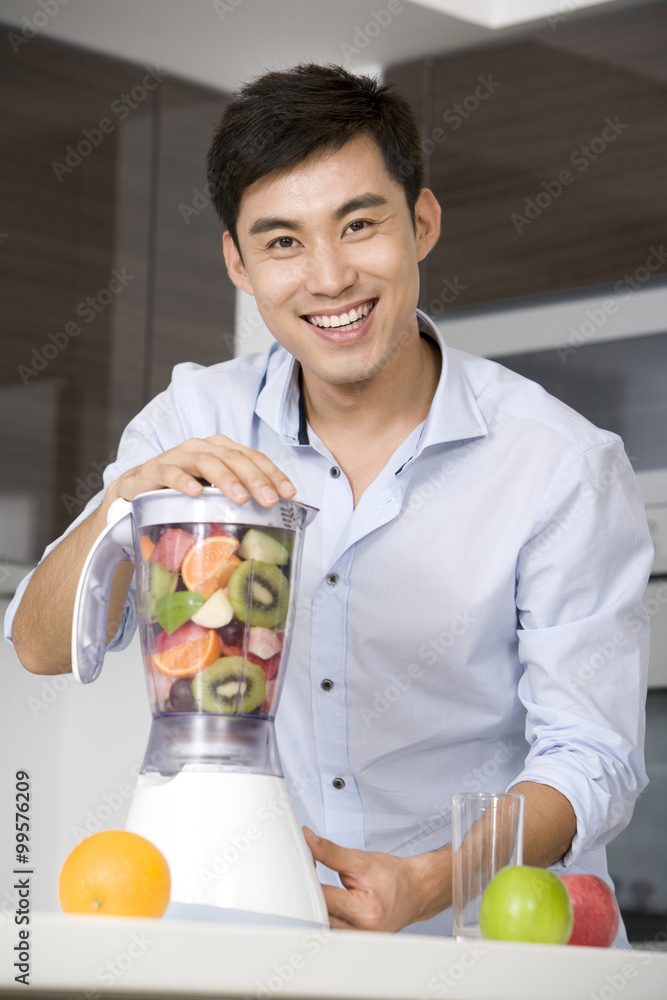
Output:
[0, 0, 665, 946]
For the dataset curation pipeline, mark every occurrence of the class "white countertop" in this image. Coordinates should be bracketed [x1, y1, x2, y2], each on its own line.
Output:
[1, 914, 666, 1000]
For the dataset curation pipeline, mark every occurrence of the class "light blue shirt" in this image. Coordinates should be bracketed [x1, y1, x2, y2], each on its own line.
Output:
[5, 311, 653, 941]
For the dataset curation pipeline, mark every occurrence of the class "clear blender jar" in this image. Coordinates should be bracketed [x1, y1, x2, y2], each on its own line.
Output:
[72, 487, 327, 926]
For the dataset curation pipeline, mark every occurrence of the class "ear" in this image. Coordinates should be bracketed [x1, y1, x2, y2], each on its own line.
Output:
[414, 189, 441, 263]
[222, 231, 254, 295]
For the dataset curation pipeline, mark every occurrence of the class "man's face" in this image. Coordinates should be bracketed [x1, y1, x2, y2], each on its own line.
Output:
[223, 135, 440, 391]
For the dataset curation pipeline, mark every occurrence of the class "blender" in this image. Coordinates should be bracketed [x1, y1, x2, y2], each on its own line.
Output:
[71, 487, 328, 927]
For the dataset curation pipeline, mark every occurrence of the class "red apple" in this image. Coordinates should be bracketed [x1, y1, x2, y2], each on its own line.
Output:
[560, 874, 620, 947]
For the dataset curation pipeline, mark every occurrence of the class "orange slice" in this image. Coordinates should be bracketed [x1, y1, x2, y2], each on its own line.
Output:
[181, 535, 241, 599]
[152, 629, 220, 677]
[139, 535, 155, 561]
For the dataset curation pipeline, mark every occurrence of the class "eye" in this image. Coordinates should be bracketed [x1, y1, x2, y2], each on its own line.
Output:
[346, 219, 373, 234]
[268, 236, 299, 250]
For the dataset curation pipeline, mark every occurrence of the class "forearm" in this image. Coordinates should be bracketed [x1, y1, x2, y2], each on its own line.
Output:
[12, 481, 132, 675]
[510, 780, 576, 867]
[410, 781, 576, 925]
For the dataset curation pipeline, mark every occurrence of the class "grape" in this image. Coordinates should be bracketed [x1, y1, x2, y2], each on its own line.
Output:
[219, 619, 245, 645]
[169, 678, 196, 712]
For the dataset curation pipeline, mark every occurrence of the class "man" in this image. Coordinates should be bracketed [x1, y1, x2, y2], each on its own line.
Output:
[7, 64, 652, 942]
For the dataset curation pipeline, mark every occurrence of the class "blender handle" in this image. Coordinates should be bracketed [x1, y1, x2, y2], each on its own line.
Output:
[71, 498, 135, 684]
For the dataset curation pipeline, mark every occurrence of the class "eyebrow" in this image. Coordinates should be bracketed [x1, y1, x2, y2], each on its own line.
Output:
[247, 193, 388, 237]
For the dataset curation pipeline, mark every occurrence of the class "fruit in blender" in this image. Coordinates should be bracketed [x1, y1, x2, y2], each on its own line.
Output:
[238, 527, 289, 564]
[191, 589, 235, 628]
[168, 677, 197, 712]
[181, 534, 241, 599]
[150, 527, 196, 572]
[192, 657, 266, 714]
[152, 628, 220, 677]
[155, 591, 206, 633]
[247, 626, 283, 660]
[227, 560, 290, 628]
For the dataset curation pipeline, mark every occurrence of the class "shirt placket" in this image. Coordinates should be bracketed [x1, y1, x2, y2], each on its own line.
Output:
[309, 460, 363, 847]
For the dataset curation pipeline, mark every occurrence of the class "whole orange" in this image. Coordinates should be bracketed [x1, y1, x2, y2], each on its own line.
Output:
[58, 830, 171, 918]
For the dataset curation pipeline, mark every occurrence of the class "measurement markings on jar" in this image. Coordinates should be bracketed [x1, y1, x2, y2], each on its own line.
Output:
[13, 770, 32, 986]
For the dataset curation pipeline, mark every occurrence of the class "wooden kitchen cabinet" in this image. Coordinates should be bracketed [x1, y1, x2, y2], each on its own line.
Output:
[0, 33, 234, 565]
[386, 2, 667, 313]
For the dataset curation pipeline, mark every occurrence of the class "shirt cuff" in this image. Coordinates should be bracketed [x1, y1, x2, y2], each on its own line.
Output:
[506, 751, 647, 867]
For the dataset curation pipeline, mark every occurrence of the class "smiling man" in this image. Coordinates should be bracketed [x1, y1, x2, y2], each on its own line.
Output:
[8, 64, 653, 943]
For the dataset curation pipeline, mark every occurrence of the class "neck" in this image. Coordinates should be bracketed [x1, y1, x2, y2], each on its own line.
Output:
[301, 326, 441, 444]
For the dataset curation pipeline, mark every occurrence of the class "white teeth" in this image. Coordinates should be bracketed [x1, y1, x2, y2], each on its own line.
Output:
[307, 301, 374, 329]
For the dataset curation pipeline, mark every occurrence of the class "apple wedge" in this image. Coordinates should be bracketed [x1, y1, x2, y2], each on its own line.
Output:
[191, 589, 234, 628]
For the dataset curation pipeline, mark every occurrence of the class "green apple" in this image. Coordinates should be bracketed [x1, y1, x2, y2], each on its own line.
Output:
[155, 591, 205, 634]
[479, 866, 573, 944]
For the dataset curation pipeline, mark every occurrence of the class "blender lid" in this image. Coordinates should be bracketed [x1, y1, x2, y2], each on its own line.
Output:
[131, 487, 318, 530]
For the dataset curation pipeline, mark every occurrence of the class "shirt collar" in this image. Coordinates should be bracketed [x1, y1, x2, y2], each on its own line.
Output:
[254, 309, 488, 449]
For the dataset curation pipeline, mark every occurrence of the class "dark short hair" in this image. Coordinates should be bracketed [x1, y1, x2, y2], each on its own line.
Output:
[206, 63, 424, 250]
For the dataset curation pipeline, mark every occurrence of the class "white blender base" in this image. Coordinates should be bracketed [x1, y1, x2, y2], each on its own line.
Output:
[126, 771, 329, 927]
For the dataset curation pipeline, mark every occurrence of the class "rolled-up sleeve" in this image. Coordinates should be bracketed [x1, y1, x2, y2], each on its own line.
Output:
[509, 439, 653, 864]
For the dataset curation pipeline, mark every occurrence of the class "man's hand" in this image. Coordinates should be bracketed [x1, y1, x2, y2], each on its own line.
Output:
[112, 435, 296, 507]
[13, 435, 296, 675]
[302, 827, 442, 932]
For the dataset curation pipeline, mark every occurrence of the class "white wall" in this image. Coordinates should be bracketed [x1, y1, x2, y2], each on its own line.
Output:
[0, 600, 148, 919]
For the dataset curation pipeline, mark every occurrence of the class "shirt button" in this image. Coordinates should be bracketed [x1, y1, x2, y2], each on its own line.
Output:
[326, 572, 339, 586]
[320, 679, 334, 692]
[330, 466, 341, 478]
[332, 777, 345, 790]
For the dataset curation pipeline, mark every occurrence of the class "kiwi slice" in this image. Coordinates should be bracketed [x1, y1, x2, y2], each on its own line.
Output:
[227, 560, 290, 628]
[238, 528, 289, 565]
[192, 657, 266, 715]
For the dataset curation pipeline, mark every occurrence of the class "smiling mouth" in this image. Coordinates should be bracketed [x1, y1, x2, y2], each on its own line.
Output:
[303, 299, 376, 333]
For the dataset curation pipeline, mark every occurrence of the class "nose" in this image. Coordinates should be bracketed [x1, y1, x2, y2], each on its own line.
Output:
[303, 242, 357, 298]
